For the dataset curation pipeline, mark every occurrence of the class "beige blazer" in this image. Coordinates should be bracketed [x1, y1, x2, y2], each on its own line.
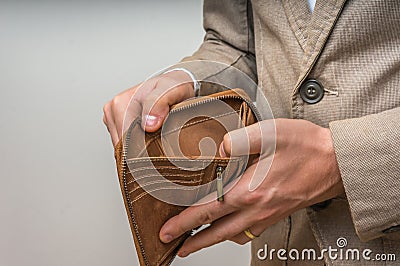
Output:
[172, 0, 400, 265]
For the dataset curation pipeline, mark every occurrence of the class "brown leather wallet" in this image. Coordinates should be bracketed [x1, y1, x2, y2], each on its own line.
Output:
[114, 89, 260, 266]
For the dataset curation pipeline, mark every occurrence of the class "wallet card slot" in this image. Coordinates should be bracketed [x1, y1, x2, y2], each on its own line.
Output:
[127, 165, 192, 174]
[130, 186, 203, 204]
[128, 178, 203, 194]
[126, 172, 203, 185]
[129, 167, 205, 177]
[126, 157, 234, 172]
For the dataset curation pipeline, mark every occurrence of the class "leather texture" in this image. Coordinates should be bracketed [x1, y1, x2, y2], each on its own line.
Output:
[115, 89, 259, 266]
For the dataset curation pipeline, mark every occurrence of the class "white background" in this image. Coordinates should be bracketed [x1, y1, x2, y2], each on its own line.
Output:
[0, 1, 251, 265]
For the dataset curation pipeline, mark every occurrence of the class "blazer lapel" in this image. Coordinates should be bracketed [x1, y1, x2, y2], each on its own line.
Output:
[281, 0, 311, 53]
[291, 0, 348, 94]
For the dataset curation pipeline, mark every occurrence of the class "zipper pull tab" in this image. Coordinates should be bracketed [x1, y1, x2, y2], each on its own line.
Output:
[216, 166, 224, 202]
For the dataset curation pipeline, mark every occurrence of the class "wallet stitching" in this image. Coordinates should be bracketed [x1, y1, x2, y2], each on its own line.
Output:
[129, 165, 208, 172]
[126, 172, 203, 185]
[127, 174, 203, 186]
[129, 179, 203, 194]
[127, 165, 190, 172]
[126, 157, 239, 163]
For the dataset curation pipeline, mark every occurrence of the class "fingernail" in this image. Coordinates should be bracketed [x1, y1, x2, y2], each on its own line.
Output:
[161, 234, 173, 243]
[144, 115, 158, 127]
[219, 143, 227, 157]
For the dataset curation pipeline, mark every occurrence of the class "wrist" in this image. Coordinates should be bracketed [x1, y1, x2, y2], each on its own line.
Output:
[164, 68, 200, 95]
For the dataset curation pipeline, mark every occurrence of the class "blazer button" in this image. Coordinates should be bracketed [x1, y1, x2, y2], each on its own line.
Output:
[299, 79, 324, 104]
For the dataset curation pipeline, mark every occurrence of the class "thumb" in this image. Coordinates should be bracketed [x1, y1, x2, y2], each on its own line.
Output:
[141, 82, 194, 132]
[219, 120, 275, 157]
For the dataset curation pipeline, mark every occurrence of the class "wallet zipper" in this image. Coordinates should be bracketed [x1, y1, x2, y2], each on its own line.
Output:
[122, 124, 184, 266]
[169, 93, 262, 121]
[122, 123, 152, 266]
[216, 166, 224, 202]
[121, 91, 260, 266]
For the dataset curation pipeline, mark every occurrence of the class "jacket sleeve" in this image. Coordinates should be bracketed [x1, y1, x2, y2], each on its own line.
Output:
[329, 107, 400, 241]
[170, 0, 257, 96]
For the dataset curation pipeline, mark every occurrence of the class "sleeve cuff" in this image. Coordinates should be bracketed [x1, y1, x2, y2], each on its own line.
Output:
[329, 107, 400, 241]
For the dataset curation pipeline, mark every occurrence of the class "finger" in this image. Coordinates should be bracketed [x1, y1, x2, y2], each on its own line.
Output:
[114, 94, 142, 140]
[140, 70, 195, 132]
[108, 121, 119, 147]
[160, 168, 254, 244]
[120, 97, 142, 136]
[177, 209, 258, 257]
[221, 120, 275, 157]
[141, 81, 194, 132]
[102, 114, 109, 131]
[229, 223, 266, 245]
[159, 197, 236, 244]
[229, 233, 251, 246]
[103, 104, 120, 146]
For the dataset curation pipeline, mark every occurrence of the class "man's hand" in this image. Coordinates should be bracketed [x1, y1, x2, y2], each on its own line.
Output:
[159, 119, 344, 257]
[103, 70, 195, 145]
